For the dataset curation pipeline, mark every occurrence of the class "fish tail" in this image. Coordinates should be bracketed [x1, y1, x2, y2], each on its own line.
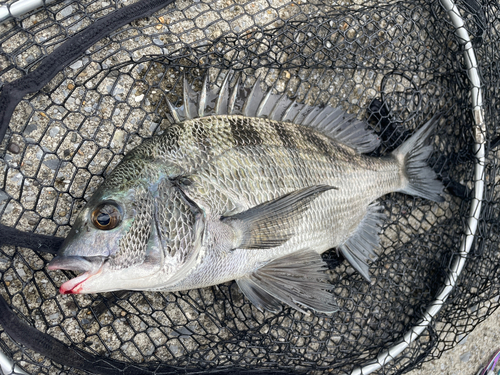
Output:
[392, 114, 445, 202]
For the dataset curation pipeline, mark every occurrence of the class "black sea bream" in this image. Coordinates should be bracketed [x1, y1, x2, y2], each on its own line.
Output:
[48, 73, 444, 313]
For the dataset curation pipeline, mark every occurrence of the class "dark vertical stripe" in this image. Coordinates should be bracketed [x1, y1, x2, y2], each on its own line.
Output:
[301, 127, 332, 155]
[272, 120, 297, 149]
[270, 120, 304, 189]
[228, 117, 263, 147]
[191, 121, 212, 156]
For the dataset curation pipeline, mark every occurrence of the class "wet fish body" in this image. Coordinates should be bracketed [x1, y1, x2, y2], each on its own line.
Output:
[48, 74, 444, 313]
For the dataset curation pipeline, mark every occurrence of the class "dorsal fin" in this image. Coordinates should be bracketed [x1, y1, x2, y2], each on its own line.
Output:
[183, 74, 198, 120]
[243, 78, 266, 117]
[166, 71, 380, 153]
[198, 74, 208, 118]
[215, 73, 230, 115]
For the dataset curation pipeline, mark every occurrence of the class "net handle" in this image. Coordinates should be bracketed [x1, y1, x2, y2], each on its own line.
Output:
[352, 0, 486, 373]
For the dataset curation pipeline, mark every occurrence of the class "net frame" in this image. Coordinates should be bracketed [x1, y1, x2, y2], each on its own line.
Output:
[351, 0, 486, 372]
[0, 0, 56, 23]
[0, 348, 25, 374]
[0, 0, 493, 373]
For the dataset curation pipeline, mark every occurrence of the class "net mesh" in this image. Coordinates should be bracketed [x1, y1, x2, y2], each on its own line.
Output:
[0, 0, 497, 373]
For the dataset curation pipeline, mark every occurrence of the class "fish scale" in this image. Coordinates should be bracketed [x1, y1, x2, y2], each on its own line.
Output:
[155, 182, 197, 259]
[178, 124, 398, 261]
[48, 74, 444, 313]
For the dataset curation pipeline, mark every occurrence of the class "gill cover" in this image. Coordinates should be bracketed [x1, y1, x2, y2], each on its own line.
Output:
[148, 178, 206, 288]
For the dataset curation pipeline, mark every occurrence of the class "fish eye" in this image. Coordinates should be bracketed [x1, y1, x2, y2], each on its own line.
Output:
[91, 203, 121, 230]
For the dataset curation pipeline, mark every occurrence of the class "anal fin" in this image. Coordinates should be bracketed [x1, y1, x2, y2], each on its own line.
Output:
[236, 278, 283, 313]
[338, 202, 385, 281]
[222, 185, 335, 250]
[236, 250, 338, 314]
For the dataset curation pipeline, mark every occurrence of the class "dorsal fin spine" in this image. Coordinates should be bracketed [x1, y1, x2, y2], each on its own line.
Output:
[256, 89, 273, 118]
[269, 93, 292, 120]
[165, 97, 181, 123]
[243, 78, 260, 117]
[215, 73, 231, 115]
[303, 105, 324, 125]
[182, 75, 192, 120]
[198, 75, 208, 118]
[167, 72, 380, 154]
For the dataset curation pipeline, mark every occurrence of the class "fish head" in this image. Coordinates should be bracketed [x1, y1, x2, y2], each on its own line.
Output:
[48, 175, 205, 295]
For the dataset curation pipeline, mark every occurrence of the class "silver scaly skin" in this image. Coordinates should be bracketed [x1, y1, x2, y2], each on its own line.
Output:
[48, 73, 444, 314]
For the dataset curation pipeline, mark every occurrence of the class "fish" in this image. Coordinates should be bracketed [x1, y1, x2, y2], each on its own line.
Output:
[47, 72, 445, 314]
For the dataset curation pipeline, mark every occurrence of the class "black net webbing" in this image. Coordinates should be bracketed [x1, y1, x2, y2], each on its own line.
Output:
[0, 0, 498, 374]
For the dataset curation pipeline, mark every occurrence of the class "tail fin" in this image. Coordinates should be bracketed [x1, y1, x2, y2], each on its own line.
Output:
[392, 115, 445, 202]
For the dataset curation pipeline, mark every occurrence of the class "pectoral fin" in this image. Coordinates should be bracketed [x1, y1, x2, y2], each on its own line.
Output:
[236, 250, 337, 314]
[221, 185, 335, 250]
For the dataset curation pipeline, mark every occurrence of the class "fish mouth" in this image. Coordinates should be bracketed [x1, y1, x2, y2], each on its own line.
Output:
[48, 256, 105, 294]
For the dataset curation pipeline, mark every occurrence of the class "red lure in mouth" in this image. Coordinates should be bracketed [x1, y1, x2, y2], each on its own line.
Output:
[59, 271, 92, 294]
[48, 255, 104, 294]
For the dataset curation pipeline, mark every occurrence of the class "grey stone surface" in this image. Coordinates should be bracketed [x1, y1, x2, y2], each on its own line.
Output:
[406, 308, 500, 375]
[0, 190, 8, 203]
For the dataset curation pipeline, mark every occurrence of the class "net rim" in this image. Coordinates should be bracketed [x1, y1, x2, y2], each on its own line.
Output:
[352, 0, 486, 373]
[0, 0, 57, 23]
[0, 349, 27, 375]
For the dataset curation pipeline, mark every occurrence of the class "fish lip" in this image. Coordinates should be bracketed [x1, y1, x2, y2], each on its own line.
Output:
[48, 256, 105, 295]
[48, 255, 93, 272]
